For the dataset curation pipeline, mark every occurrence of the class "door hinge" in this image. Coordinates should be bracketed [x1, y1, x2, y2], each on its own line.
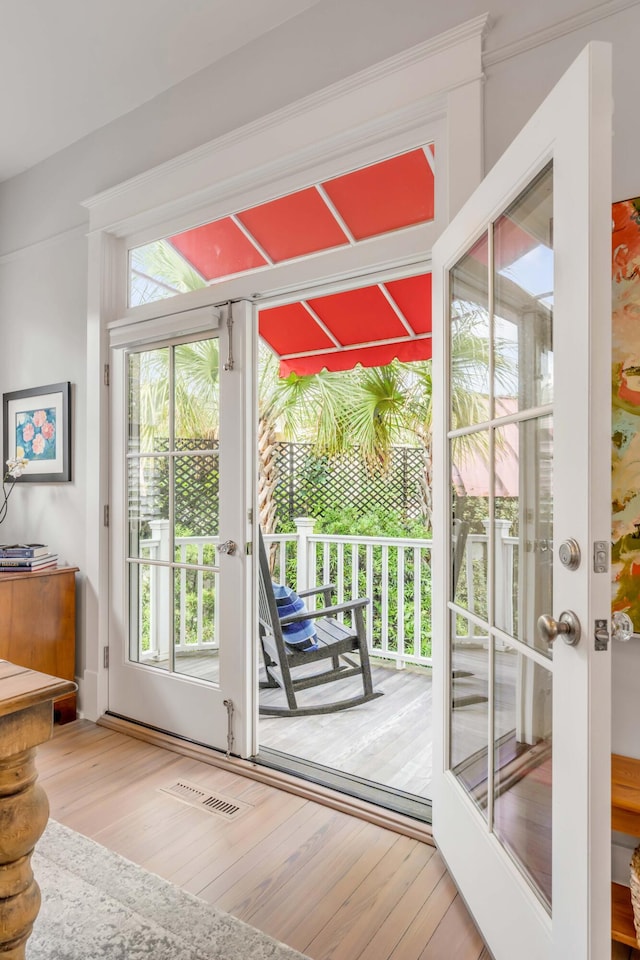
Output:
[103, 646, 110, 668]
[104, 363, 110, 386]
[103, 505, 109, 527]
[247, 508, 253, 523]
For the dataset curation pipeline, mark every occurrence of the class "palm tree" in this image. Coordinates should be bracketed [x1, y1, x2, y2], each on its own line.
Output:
[267, 303, 510, 530]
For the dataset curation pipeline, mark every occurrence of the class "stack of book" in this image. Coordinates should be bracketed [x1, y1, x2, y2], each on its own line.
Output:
[0, 544, 58, 572]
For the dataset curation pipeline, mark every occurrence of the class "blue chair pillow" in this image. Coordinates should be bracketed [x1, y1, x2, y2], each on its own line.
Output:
[272, 583, 318, 652]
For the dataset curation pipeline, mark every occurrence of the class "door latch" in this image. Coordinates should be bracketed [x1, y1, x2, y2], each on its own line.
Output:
[218, 539, 237, 556]
[594, 619, 609, 651]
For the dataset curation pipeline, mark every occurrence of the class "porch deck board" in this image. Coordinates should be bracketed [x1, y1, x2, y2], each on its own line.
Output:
[259, 660, 434, 796]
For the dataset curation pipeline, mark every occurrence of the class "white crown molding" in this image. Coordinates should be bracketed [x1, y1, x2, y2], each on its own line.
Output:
[484, 0, 638, 67]
[0, 222, 87, 265]
[82, 13, 489, 224]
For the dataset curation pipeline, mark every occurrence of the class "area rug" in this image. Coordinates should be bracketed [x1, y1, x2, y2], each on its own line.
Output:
[28, 820, 309, 960]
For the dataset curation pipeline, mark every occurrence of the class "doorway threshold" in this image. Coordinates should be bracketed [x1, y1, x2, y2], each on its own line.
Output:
[255, 746, 431, 823]
[98, 713, 433, 842]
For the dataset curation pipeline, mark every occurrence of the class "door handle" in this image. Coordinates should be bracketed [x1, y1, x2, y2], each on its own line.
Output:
[537, 610, 581, 648]
[218, 539, 237, 556]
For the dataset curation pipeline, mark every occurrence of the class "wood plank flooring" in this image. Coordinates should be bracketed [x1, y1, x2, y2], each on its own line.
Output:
[260, 660, 434, 795]
[37, 720, 487, 960]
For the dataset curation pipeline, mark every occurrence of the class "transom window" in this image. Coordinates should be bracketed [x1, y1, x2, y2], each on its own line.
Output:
[129, 146, 435, 307]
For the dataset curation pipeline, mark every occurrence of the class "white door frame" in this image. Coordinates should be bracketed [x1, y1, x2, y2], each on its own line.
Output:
[431, 42, 612, 959]
[81, 17, 486, 730]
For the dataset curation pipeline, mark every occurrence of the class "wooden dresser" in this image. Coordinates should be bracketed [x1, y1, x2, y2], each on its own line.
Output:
[0, 566, 78, 723]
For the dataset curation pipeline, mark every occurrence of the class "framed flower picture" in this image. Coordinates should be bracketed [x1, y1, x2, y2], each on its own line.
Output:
[2, 382, 71, 482]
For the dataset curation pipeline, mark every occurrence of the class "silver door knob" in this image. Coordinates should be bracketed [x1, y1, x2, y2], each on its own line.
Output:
[218, 539, 237, 556]
[537, 610, 581, 648]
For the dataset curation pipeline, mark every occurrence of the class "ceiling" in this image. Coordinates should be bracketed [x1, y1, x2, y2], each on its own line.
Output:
[0, 0, 322, 183]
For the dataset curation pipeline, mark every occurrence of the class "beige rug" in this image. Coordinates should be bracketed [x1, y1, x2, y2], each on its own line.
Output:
[29, 820, 309, 959]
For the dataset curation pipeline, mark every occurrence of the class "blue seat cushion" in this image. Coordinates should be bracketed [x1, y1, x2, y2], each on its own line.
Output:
[272, 583, 318, 652]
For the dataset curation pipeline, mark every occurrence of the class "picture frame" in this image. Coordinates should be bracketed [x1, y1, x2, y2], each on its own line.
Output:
[2, 382, 71, 482]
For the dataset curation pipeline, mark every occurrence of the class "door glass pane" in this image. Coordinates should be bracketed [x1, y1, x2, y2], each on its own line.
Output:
[494, 163, 553, 411]
[174, 569, 220, 682]
[494, 417, 553, 654]
[450, 612, 489, 819]
[451, 433, 490, 617]
[174, 339, 219, 443]
[174, 454, 219, 541]
[128, 456, 168, 559]
[450, 232, 491, 429]
[128, 348, 170, 454]
[128, 563, 169, 670]
[494, 642, 552, 910]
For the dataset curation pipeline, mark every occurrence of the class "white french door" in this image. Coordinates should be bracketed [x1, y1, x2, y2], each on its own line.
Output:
[108, 300, 255, 756]
[432, 43, 612, 959]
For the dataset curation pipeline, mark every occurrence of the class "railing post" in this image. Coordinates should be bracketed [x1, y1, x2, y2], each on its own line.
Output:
[483, 518, 512, 648]
[294, 517, 315, 593]
[149, 520, 171, 661]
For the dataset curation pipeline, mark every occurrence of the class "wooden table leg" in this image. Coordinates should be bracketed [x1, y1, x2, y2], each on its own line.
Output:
[0, 702, 53, 958]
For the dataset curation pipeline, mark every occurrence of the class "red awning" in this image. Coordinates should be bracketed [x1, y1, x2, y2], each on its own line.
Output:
[259, 274, 432, 376]
[168, 147, 435, 282]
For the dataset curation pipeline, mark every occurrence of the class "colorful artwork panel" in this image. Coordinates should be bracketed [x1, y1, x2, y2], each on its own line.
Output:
[15, 407, 57, 461]
[612, 198, 640, 628]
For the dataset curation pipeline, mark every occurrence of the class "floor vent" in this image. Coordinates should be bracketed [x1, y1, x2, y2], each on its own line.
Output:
[159, 780, 251, 820]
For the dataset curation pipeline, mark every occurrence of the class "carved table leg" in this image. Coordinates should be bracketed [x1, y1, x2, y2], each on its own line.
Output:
[0, 702, 53, 958]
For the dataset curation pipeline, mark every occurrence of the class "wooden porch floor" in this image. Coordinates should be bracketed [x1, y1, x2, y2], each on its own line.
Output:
[172, 647, 492, 798]
[259, 660, 434, 797]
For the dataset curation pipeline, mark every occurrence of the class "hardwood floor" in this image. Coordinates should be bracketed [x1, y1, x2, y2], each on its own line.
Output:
[37, 720, 488, 960]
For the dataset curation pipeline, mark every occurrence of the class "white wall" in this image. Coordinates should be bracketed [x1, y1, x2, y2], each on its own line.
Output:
[0, 0, 638, 805]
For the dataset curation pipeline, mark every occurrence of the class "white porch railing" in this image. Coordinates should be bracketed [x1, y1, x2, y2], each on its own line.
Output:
[138, 517, 518, 668]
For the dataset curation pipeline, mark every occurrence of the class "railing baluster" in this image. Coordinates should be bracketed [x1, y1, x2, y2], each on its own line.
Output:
[323, 541, 330, 590]
[381, 545, 389, 656]
[180, 553, 187, 648]
[366, 544, 374, 651]
[196, 544, 204, 646]
[337, 542, 344, 621]
[351, 542, 358, 604]
[414, 546, 421, 657]
[397, 546, 405, 661]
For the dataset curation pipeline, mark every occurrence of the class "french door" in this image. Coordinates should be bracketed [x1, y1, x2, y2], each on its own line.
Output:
[108, 301, 255, 756]
[432, 43, 612, 959]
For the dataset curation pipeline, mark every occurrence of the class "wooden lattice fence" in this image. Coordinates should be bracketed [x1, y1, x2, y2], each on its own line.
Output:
[131, 439, 426, 533]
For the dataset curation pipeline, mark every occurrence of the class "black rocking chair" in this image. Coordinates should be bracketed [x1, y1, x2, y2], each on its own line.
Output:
[258, 529, 383, 717]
